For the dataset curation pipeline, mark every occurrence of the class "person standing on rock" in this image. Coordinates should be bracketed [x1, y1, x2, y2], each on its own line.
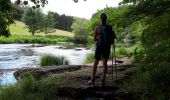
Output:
[88, 13, 116, 86]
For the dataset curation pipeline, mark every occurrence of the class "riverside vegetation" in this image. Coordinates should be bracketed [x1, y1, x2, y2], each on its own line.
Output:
[40, 54, 70, 66]
[0, 0, 170, 99]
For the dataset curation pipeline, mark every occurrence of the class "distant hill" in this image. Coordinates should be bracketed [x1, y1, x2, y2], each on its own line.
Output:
[9, 21, 74, 37]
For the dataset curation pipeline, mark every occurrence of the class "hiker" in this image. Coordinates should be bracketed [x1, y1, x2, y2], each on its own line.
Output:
[88, 13, 116, 86]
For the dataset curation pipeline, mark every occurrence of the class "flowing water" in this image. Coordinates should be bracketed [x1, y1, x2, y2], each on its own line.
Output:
[0, 44, 92, 85]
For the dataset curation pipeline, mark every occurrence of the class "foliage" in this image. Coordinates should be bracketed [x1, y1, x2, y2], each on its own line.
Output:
[84, 52, 94, 64]
[0, 35, 70, 44]
[71, 17, 89, 43]
[22, 7, 44, 36]
[51, 12, 74, 32]
[115, 45, 131, 58]
[40, 11, 56, 36]
[15, 0, 48, 8]
[84, 45, 133, 64]
[0, 0, 83, 37]
[40, 54, 70, 66]
[89, 6, 141, 45]
[0, 0, 14, 37]
[0, 73, 61, 100]
[121, 0, 170, 99]
[13, 4, 24, 21]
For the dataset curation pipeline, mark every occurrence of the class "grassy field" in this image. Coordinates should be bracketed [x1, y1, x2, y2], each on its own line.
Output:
[0, 21, 74, 44]
[9, 21, 74, 37]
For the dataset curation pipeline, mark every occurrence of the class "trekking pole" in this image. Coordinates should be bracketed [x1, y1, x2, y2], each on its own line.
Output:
[111, 44, 114, 80]
[114, 40, 117, 81]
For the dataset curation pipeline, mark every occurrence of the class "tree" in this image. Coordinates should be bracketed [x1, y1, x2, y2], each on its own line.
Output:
[121, 0, 170, 99]
[22, 7, 44, 36]
[89, 6, 131, 43]
[40, 12, 55, 36]
[51, 12, 74, 32]
[1, 0, 84, 37]
[0, 0, 14, 37]
[71, 18, 89, 43]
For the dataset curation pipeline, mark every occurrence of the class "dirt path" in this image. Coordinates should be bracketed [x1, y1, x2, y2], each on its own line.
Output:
[14, 57, 140, 100]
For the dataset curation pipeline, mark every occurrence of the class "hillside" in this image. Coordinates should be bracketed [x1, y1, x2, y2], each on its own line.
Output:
[9, 21, 74, 37]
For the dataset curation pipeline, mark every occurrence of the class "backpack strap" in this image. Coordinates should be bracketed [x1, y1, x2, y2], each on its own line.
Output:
[100, 25, 107, 44]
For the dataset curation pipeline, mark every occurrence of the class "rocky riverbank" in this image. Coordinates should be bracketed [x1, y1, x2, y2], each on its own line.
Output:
[13, 58, 140, 99]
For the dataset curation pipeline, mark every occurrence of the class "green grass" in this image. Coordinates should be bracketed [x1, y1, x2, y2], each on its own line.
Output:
[0, 73, 61, 100]
[84, 52, 94, 64]
[10, 21, 29, 35]
[0, 35, 71, 44]
[114, 46, 130, 58]
[0, 21, 74, 44]
[84, 45, 134, 64]
[9, 21, 74, 37]
[40, 54, 70, 66]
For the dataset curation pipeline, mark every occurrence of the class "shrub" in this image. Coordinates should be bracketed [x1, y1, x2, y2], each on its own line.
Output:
[40, 54, 70, 66]
[84, 52, 94, 64]
[0, 73, 59, 100]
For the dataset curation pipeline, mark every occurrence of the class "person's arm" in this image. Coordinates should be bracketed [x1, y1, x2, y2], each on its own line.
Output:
[94, 26, 100, 41]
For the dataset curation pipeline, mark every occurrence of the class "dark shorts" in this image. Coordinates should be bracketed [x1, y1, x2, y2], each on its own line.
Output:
[94, 43, 111, 60]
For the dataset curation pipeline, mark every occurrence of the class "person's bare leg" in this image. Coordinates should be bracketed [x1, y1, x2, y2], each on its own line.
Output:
[102, 59, 108, 86]
[88, 59, 99, 85]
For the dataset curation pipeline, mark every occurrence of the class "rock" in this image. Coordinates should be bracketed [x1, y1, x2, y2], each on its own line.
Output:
[56, 46, 64, 49]
[13, 64, 136, 81]
[74, 48, 83, 51]
[31, 44, 44, 47]
[85, 48, 90, 50]
[13, 65, 91, 80]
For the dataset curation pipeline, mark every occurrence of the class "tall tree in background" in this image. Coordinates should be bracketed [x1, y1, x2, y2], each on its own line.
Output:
[13, 1, 25, 21]
[51, 12, 74, 32]
[1, 0, 82, 37]
[22, 7, 44, 36]
[40, 12, 55, 36]
[71, 18, 89, 43]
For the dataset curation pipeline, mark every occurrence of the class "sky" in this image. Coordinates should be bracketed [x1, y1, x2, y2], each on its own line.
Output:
[42, 0, 123, 19]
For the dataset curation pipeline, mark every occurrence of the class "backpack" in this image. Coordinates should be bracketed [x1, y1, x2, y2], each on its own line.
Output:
[98, 25, 116, 46]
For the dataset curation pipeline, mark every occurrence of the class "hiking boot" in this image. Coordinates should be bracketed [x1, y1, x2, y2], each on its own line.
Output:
[88, 79, 95, 85]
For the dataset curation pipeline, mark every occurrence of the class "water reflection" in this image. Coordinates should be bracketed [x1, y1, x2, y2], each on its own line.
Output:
[0, 71, 17, 85]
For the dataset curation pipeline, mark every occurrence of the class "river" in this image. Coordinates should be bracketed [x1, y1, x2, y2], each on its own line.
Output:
[0, 44, 92, 85]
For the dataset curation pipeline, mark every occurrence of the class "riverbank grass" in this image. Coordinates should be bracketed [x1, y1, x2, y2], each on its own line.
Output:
[40, 54, 70, 66]
[0, 35, 71, 44]
[85, 45, 133, 64]
[0, 74, 60, 100]
[84, 52, 94, 64]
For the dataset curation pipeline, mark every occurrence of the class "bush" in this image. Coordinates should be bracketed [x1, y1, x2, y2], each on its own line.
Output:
[40, 54, 70, 66]
[0, 73, 60, 100]
[84, 45, 133, 64]
[0, 74, 39, 100]
[84, 52, 94, 64]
